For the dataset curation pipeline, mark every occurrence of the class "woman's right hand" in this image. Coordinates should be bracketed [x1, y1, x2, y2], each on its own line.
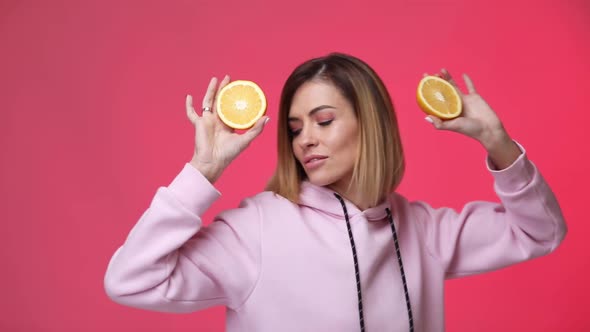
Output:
[186, 75, 269, 183]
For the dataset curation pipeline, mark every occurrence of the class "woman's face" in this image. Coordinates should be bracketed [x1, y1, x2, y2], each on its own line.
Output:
[288, 80, 359, 192]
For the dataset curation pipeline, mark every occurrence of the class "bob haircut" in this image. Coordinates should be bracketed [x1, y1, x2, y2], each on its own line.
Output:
[266, 52, 405, 208]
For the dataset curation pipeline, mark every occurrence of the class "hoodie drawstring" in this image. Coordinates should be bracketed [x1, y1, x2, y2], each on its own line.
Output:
[335, 194, 366, 331]
[386, 207, 414, 331]
[334, 194, 414, 332]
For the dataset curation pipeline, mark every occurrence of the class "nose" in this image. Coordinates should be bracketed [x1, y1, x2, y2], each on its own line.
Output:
[297, 125, 318, 149]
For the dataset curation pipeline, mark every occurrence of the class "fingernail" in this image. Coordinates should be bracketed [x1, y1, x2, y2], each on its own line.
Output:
[264, 117, 270, 125]
[424, 116, 434, 124]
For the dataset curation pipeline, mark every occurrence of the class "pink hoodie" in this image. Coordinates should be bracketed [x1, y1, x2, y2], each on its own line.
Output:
[104, 143, 566, 331]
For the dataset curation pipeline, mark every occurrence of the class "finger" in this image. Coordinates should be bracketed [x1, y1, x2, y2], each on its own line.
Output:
[212, 74, 231, 114]
[218, 74, 230, 92]
[425, 115, 444, 129]
[241, 116, 269, 144]
[441, 68, 463, 96]
[186, 94, 198, 125]
[202, 77, 218, 112]
[463, 73, 477, 94]
[425, 115, 465, 133]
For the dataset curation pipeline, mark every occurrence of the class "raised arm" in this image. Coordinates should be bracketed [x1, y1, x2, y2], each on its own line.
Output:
[413, 145, 566, 277]
[104, 167, 262, 311]
[104, 76, 269, 312]
[418, 69, 567, 276]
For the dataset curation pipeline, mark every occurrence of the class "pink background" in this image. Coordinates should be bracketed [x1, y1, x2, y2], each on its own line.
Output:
[1, 0, 588, 331]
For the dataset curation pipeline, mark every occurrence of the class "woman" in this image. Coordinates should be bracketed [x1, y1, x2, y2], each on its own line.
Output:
[104, 53, 567, 331]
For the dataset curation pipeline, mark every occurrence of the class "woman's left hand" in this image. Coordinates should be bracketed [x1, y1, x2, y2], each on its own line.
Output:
[424, 69, 508, 148]
[425, 69, 522, 169]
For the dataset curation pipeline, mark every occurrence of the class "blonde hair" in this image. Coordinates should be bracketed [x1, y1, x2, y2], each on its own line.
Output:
[266, 53, 405, 207]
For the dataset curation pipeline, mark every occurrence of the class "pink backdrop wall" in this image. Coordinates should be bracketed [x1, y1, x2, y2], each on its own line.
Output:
[1, 0, 588, 331]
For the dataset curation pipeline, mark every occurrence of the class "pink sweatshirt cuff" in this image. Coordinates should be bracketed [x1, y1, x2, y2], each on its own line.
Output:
[167, 163, 221, 215]
[486, 140, 534, 192]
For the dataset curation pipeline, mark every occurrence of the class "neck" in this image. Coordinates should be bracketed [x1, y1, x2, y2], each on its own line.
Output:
[329, 183, 373, 211]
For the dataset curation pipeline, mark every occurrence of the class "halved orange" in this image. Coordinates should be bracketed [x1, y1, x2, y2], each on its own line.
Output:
[216, 80, 267, 129]
[417, 75, 462, 120]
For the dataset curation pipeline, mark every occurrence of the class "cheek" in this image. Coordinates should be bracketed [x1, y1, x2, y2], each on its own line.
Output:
[333, 130, 359, 162]
[331, 128, 357, 151]
[291, 141, 302, 160]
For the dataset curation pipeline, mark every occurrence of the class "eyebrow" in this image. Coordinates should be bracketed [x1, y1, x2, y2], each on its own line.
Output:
[288, 105, 336, 122]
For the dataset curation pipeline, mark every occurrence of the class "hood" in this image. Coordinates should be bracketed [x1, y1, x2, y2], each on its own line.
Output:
[298, 181, 393, 222]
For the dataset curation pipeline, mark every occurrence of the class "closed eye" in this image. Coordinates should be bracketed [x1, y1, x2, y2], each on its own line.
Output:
[290, 119, 333, 138]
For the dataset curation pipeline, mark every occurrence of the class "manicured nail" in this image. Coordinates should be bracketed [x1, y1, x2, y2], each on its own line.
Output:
[424, 116, 434, 124]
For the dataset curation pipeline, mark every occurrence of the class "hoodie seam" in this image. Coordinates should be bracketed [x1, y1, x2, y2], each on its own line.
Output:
[410, 200, 444, 269]
[232, 197, 264, 312]
[163, 251, 229, 303]
[530, 171, 560, 254]
[502, 158, 558, 255]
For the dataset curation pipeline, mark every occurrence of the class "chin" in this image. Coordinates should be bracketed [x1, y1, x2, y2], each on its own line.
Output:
[305, 172, 341, 188]
[307, 178, 332, 188]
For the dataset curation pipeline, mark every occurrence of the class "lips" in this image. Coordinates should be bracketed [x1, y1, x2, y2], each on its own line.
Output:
[303, 155, 328, 165]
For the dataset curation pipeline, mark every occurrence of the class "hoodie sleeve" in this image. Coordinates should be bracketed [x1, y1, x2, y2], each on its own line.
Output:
[412, 142, 567, 278]
[103, 163, 261, 312]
